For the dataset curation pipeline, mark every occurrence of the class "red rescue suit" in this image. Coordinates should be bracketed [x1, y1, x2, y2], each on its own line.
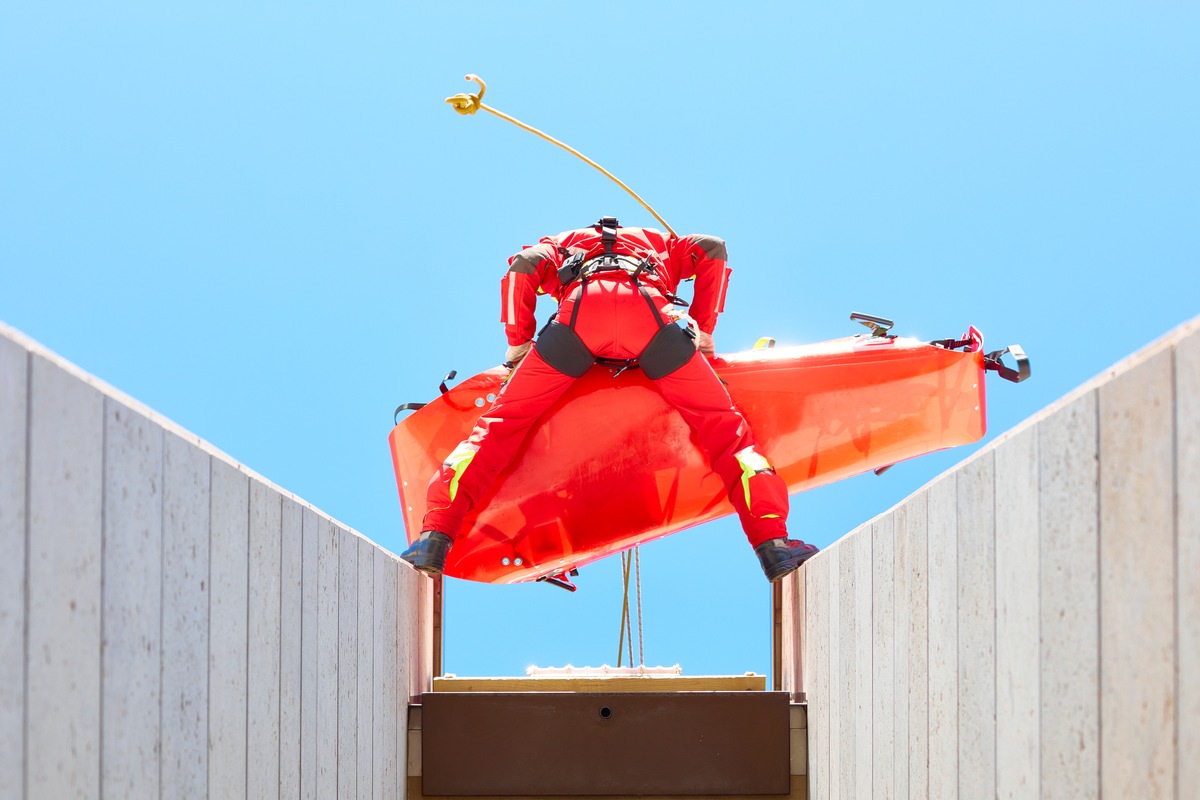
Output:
[423, 221, 791, 548]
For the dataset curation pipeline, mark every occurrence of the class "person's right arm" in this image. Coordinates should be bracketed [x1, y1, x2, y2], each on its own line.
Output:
[500, 238, 564, 358]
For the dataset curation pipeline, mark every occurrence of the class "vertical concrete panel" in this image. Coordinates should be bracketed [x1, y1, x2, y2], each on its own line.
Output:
[280, 498, 303, 800]
[357, 537, 374, 800]
[903, 492, 929, 799]
[837, 538, 856, 799]
[854, 528, 872, 799]
[317, 516, 340, 798]
[1039, 391, 1099, 800]
[1178, 331, 1200, 794]
[0, 337, 27, 798]
[826, 542, 842, 800]
[792, 569, 808, 701]
[797, 568, 808, 702]
[300, 507, 320, 800]
[782, 568, 805, 700]
[248, 481, 282, 800]
[806, 554, 829, 797]
[957, 453, 995, 800]
[872, 516, 895, 800]
[373, 550, 400, 800]
[208, 460, 248, 799]
[396, 563, 418, 793]
[418, 574, 436, 694]
[338, 527, 359, 800]
[892, 507, 910, 800]
[101, 402, 163, 800]
[161, 432, 210, 798]
[1100, 350, 1176, 798]
[396, 565, 421, 704]
[27, 355, 103, 799]
[995, 426, 1040, 799]
[926, 474, 957, 800]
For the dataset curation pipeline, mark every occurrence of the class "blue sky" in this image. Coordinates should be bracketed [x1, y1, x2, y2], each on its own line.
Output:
[3, 1, 1197, 680]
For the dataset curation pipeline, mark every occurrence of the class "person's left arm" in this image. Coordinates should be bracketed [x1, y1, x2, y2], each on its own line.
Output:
[669, 234, 731, 354]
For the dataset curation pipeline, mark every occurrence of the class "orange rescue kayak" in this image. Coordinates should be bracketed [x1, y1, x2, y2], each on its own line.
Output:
[389, 323, 1023, 586]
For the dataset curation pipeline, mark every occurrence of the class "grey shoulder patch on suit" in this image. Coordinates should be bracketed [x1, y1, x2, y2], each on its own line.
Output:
[690, 235, 728, 261]
[509, 252, 542, 274]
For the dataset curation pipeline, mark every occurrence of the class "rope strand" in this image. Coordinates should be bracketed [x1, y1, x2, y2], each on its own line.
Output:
[635, 546, 644, 667]
[445, 74, 677, 237]
[617, 551, 632, 667]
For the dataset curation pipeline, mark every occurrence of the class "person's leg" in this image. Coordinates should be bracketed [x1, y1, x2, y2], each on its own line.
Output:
[652, 353, 788, 543]
[408, 281, 619, 574]
[653, 352, 818, 581]
[419, 348, 576, 540]
[591, 275, 795, 548]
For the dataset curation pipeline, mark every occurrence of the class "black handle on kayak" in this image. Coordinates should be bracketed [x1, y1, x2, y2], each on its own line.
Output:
[850, 312, 894, 337]
[984, 345, 1031, 383]
[393, 369, 460, 424]
[393, 402, 426, 424]
[537, 572, 578, 592]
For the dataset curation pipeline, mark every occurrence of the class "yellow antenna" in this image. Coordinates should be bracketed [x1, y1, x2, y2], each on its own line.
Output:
[445, 74, 677, 237]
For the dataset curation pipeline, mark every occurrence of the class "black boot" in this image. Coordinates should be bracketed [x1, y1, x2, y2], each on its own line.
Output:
[400, 531, 453, 575]
[754, 537, 819, 582]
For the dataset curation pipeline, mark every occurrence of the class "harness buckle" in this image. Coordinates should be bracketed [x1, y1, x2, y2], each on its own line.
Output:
[576, 255, 656, 281]
[595, 356, 639, 378]
[557, 252, 587, 285]
[596, 216, 619, 254]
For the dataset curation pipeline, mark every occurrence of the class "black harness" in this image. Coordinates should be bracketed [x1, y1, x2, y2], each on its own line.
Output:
[535, 218, 696, 380]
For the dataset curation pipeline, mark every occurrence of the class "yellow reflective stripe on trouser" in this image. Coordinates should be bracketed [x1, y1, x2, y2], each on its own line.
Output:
[734, 446, 774, 516]
[444, 442, 477, 502]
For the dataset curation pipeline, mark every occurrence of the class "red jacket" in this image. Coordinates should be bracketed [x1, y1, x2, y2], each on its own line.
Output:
[499, 225, 732, 346]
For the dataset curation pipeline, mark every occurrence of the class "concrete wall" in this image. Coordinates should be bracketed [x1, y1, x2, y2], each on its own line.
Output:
[784, 315, 1199, 799]
[0, 322, 433, 800]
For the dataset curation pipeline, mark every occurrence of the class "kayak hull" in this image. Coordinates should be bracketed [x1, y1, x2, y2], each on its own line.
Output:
[389, 330, 986, 584]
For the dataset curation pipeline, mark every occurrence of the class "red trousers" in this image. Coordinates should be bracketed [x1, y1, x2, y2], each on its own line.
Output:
[423, 275, 790, 548]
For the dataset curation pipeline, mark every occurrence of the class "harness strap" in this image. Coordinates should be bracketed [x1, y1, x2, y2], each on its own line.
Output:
[542, 221, 681, 379]
[634, 281, 665, 328]
[567, 281, 586, 328]
[598, 216, 619, 254]
[595, 355, 638, 378]
[565, 261, 664, 333]
[577, 254, 655, 280]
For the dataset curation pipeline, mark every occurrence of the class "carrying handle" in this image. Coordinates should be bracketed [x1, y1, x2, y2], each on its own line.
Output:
[984, 345, 1031, 383]
[850, 312, 894, 337]
[392, 369, 459, 424]
[537, 570, 579, 592]
[393, 402, 425, 425]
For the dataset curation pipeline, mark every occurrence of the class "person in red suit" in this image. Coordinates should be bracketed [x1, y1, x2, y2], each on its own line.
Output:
[400, 217, 819, 582]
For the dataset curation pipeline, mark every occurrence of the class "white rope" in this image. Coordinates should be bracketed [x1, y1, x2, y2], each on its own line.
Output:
[635, 546, 644, 667]
[624, 554, 633, 666]
[625, 554, 634, 666]
[616, 548, 647, 667]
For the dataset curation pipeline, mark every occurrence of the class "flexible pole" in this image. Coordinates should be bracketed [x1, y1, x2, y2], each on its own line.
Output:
[446, 75, 678, 237]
